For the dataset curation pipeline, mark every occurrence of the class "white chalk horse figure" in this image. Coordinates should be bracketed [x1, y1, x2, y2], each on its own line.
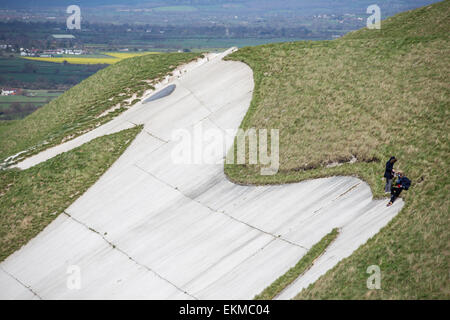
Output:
[0, 49, 403, 300]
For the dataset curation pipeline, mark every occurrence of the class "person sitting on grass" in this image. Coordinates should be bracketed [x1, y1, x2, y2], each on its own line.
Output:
[384, 156, 397, 193]
[387, 171, 411, 207]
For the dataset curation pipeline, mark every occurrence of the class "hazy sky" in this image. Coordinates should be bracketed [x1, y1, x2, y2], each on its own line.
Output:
[0, 0, 440, 11]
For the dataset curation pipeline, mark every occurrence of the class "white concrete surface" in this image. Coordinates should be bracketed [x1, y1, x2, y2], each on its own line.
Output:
[0, 48, 403, 300]
[13, 51, 222, 171]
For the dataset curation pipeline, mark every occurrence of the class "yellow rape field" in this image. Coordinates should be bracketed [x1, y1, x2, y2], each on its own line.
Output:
[23, 52, 161, 65]
[24, 57, 119, 65]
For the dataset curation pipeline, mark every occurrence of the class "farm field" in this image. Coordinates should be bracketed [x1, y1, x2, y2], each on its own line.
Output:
[23, 51, 161, 65]
[0, 52, 164, 119]
[0, 56, 105, 89]
[0, 90, 64, 120]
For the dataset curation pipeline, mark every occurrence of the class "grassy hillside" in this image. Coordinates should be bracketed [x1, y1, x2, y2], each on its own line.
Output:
[225, 0, 449, 299]
[0, 52, 200, 166]
[345, 1, 450, 40]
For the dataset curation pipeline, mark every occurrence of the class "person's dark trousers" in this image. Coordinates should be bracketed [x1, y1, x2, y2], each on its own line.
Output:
[385, 178, 393, 193]
[390, 187, 402, 203]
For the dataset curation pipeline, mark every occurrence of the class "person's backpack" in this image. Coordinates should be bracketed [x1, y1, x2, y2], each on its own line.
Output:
[402, 177, 411, 190]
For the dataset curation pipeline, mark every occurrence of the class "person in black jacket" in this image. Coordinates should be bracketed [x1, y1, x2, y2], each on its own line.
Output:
[384, 156, 397, 193]
[387, 171, 411, 206]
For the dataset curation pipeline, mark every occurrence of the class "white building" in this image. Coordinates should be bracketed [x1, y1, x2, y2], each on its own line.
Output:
[1, 89, 16, 96]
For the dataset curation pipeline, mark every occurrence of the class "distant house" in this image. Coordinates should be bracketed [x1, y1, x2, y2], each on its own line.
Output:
[43, 50, 59, 55]
[20, 50, 39, 57]
[1, 88, 21, 96]
[52, 34, 76, 40]
[62, 48, 85, 55]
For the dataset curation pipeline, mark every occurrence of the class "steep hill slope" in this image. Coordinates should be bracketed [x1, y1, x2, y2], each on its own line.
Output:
[0, 52, 200, 166]
[0, 48, 406, 300]
[225, 0, 449, 299]
[0, 52, 199, 262]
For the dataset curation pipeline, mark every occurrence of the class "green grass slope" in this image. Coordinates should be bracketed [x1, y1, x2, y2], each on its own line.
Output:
[0, 52, 200, 165]
[225, 0, 449, 299]
[345, 1, 450, 40]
